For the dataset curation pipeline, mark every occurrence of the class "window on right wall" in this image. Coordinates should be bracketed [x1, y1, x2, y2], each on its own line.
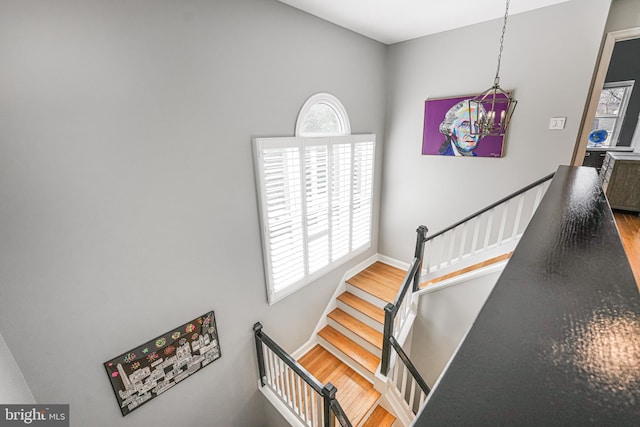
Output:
[590, 80, 635, 147]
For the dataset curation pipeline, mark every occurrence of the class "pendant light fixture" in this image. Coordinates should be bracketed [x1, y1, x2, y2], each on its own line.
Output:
[468, 0, 517, 137]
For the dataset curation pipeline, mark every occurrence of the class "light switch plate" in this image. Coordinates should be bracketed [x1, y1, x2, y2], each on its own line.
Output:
[549, 117, 566, 130]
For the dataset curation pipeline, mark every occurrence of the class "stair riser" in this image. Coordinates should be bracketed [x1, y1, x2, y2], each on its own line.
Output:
[327, 318, 382, 358]
[345, 283, 390, 309]
[317, 338, 377, 384]
[336, 300, 384, 331]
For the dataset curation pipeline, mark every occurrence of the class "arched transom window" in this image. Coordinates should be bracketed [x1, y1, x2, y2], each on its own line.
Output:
[296, 93, 351, 137]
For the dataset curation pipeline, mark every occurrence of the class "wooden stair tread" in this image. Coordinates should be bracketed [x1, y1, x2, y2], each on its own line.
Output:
[419, 253, 512, 289]
[328, 308, 383, 350]
[362, 405, 396, 427]
[298, 345, 380, 425]
[318, 326, 380, 374]
[346, 262, 405, 303]
[337, 292, 385, 324]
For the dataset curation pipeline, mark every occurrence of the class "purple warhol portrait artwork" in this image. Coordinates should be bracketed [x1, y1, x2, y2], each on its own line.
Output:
[422, 94, 507, 158]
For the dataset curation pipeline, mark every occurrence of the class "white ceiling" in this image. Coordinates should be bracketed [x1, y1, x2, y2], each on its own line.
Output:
[278, 0, 571, 44]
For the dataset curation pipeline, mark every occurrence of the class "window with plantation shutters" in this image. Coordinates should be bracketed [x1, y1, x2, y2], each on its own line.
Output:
[254, 135, 375, 304]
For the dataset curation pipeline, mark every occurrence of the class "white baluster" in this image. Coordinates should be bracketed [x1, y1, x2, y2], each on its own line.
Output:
[310, 388, 318, 427]
[278, 359, 289, 404]
[438, 234, 447, 271]
[301, 378, 308, 422]
[458, 221, 468, 261]
[531, 184, 544, 219]
[316, 392, 323, 426]
[483, 208, 495, 251]
[497, 200, 509, 246]
[271, 356, 278, 395]
[409, 379, 417, 412]
[286, 366, 294, 407]
[262, 346, 271, 387]
[272, 351, 280, 393]
[470, 215, 481, 256]
[295, 377, 302, 416]
[267, 349, 276, 390]
[447, 227, 456, 266]
[511, 194, 525, 241]
[289, 372, 295, 413]
[290, 371, 297, 411]
[400, 365, 409, 403]
[423, 239, 432, 274]
[393, 357, 401, 389]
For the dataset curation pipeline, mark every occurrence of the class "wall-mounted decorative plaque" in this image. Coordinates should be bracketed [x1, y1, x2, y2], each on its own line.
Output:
[104, 311, 221, 416]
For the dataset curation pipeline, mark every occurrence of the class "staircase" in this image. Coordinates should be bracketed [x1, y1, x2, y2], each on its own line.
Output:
[255, 173, 555, 427]
[291, 254, 517, 426]
[298, 261, 405, 426]
[319, 262, 404, 376]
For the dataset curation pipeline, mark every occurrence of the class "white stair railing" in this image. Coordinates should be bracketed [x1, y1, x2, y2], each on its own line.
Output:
[380, 173, 555, 426]
[254, 323, 352, 427]
[386, 337, 430, 418]
[422, 173, 554, 282]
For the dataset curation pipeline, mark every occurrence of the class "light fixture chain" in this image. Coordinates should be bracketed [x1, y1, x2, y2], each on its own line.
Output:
[494, 0, 510, 86]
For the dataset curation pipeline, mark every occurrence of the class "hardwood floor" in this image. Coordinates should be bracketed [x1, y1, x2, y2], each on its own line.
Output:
[346, 261, 405, 303]
[614, 210, 640, 289]
[361, 405, 396, 427]
[298, 345, 380, 426]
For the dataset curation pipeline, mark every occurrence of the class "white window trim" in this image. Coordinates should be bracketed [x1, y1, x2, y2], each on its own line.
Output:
[253, 134, 375, 305]
[295, 93, 352, 137]
[595, 80, 635, 146]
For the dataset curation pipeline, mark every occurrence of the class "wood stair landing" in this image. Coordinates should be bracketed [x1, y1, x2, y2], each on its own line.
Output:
[346, 261, 406, 303]
[361, 405, 396, 427]
[298, 345, 380, 426]
[419, 252, 512, 289]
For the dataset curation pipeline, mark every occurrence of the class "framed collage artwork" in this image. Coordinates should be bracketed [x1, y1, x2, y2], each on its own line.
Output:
[104, 311, 221, 416]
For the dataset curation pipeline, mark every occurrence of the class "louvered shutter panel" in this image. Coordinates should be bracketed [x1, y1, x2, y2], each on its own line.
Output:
[255, 135, 375, 304]
[305, 142, 330, 274]
[331, 142, 352, 261]
[259, 141, 305, 292]
[351, 140, 374, 249]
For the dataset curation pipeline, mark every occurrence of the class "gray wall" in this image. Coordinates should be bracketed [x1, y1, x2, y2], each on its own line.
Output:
[606, 38, 640, 147]
[411, 272, 501, 387]
[379, 0, 611, 261]
[603, 0, 640, 149]
[0, 1, 386, 426]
